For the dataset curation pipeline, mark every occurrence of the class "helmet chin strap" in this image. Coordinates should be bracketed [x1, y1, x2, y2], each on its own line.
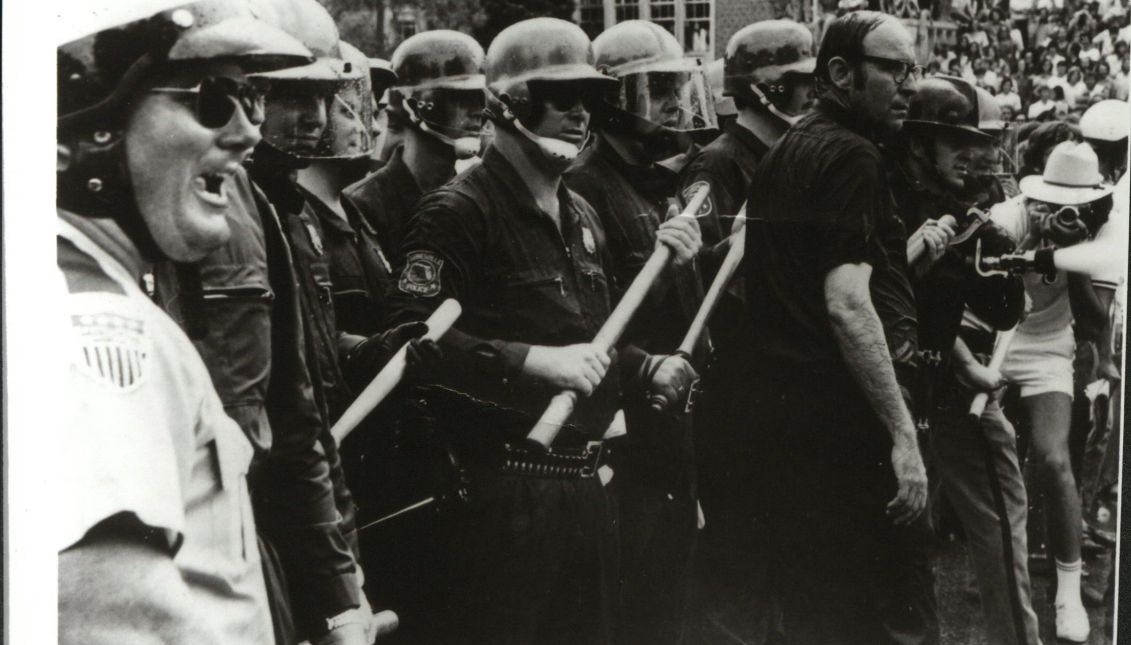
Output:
[750, 82, 802, 126]
[511, 116, 581, 162]
[403, 98, 481, 159]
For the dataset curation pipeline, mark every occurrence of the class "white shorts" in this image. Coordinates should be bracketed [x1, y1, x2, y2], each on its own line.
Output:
[1000, 326, 1075, 398]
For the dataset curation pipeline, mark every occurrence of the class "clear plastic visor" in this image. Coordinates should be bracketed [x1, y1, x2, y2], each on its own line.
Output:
[406, 87, 486, 140]
[261, 76, 375, 159]
[614, 64, 717, 131]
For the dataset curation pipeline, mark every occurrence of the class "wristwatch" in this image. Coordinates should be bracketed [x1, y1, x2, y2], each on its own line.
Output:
[325, 608, 365, 632]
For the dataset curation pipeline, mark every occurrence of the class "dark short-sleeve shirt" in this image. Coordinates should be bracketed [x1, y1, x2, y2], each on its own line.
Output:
[744, 103, 917, 374]
[384, 146, 629, 437]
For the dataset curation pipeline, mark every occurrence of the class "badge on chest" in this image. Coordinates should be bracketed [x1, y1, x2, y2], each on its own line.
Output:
[582, 227, 596, 255]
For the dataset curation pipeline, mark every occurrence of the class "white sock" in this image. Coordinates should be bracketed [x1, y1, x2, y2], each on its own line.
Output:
[1055, 558, 1083, 606]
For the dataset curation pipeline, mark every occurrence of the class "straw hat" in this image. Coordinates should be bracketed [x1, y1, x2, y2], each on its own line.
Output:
[1019, 141, 1117, 204]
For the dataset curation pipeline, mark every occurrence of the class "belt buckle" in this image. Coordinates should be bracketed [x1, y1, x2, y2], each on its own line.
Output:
[579, 441, 603, 478]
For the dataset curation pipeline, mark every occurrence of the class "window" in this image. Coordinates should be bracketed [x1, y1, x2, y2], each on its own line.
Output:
[396, 6, 417, 41]
[683, 0, 711, 55]
[615, 0, 640, 22]
[650, 0, 676, 34]
[579, 0, 605, 38]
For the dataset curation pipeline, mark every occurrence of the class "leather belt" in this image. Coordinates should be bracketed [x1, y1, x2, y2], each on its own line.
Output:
[500, 441, 604, 479]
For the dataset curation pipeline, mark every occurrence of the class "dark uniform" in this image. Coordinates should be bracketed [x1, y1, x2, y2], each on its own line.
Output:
[677, 118, 776, 643]
[888, 161, 1035, 645]
[247, 159, 366, 561]
[744, 102, 936, 645]
[342, 147, 436, 266]
[565, 133, 702, 645]
[384, 146, 643, 644]
[155, 167, 361, 643]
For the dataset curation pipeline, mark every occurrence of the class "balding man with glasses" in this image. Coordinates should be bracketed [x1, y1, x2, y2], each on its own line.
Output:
[741, 12, 937, 645]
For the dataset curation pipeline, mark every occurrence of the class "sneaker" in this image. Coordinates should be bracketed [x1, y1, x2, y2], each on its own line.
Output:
[1055, 601, 1090, 643]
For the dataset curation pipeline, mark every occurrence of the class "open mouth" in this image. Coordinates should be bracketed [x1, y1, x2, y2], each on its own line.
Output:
[195, 172, 229, 207]
[559, 129, 586, 143]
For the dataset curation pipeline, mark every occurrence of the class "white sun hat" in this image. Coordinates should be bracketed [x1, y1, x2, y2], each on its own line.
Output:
[1019, 141, 1117, 205]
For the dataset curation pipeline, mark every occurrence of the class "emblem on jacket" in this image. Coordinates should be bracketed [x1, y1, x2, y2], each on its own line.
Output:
[399, 250, 444, 297]
[681, 181, 713, 218]
[72, 312, 149, 391]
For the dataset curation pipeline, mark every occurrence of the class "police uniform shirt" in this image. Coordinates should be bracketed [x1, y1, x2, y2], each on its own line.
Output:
[385, 145, 633, 437]
[58, 212, 273, 645]
[565, 133, 700, 354]
[314, 194, 394, 339]
[744, 102, 918, 375]
[680, 119, 770, 247]
[342, 146, 435, 266]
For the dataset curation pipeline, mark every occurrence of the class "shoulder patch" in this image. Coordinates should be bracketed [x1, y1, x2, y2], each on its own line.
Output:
[72, 311, 150, 391]
[681, 181, 714, 219]
[398, 251, 444, 297]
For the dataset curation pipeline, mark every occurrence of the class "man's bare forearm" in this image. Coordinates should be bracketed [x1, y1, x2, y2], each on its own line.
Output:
[826, 288, 916, 444]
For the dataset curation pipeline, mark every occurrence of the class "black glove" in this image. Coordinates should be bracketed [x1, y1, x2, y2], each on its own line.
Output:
[343, 322, 443, 390]
[643, 352, 699, 414]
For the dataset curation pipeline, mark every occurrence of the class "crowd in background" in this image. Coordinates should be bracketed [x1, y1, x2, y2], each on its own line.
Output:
[925, 0, 1130, 121]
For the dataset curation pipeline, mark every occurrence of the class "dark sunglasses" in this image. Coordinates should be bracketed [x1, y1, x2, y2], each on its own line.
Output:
[860, 55, 924, 86]
[150, 76, 270, 128]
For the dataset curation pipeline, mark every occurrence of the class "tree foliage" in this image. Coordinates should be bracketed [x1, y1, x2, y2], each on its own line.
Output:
[473, 0, 578, 45]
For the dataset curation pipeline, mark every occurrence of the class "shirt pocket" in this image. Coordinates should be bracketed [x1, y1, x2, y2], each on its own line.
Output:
[487, 269, 580, 336]
[185, 416, 257, 578]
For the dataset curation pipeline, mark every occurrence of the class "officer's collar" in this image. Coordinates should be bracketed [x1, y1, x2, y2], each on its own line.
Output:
[58, 208, 148, 283]
[482, 146, 580, 224]
[724, 119, 771, 156]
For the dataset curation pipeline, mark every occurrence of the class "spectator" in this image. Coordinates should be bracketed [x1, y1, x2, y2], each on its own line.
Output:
[1030, 83, 1059, 117]
[1112, 57, 1130, 99]
[1065, 66, 1087, 102]
[998, 76, 1025, 113]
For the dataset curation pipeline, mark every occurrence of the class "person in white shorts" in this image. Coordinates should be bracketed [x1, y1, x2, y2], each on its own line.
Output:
[990, 140, 1116, 643]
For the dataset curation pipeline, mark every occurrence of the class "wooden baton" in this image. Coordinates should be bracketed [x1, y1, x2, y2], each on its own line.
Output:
[331, 299, 462, 443]
[524, 185, 712, 449]
[967, 327, 1016, 422]
[648, 220, 746, 411]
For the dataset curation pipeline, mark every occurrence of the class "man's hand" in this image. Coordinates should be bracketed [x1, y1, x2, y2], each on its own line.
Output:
[914, 216, 958, 264]
[886, 437, 928, 526]
[646, 353, 699, 412]
[657, 204, 703, 266]
[956, 362, 1005, 392]
[315, 623, 368, 645]
[523, 344, 611, 396]
[345, 321, 441, 387]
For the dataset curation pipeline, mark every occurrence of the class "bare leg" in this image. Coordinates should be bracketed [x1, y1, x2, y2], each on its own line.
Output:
[1022, 392, 1080, 565]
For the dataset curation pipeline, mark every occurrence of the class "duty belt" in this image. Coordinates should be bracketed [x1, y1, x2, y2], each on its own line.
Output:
[500, 441, 604, 479]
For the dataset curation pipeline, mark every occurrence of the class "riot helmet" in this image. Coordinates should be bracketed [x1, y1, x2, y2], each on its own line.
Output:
[903, 76, 992, 143]
[252, 0, 369, 159]
[723, 20, 816, 124]
[393, 30, 486, 159]
[591, 20, 717, 141]
[485, 17, 617, 162]
[57, 0, 313, 260]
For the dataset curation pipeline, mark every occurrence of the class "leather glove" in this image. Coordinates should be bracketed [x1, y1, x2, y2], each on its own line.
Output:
[643, 352, 699, 413]
[343, 322, 443, 390]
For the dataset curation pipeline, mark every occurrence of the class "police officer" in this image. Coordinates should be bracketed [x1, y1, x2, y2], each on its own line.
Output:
[250, 1, 429, 641]
[675, 22, 816, 640]
[57, 1, 312, 642]
[563, 19, 709, 644]
[343, 30, 486, 264]
[383, 17, 698, 644]
[891, 77, 1034, 645]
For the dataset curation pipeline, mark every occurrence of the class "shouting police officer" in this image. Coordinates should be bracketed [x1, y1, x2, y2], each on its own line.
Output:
[57, 1, 312, 642]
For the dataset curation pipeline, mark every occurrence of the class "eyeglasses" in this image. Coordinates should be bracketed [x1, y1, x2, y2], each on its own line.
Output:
[150, 76, 270, 128]
[861, 55, 924, 86]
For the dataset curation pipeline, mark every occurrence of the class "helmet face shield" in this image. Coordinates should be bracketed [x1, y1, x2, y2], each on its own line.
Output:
[614, 64, 717, 132]
[262, 75, 374, 159]
[406, 88, 486, 140]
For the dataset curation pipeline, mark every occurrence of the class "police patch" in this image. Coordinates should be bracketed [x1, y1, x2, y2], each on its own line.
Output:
[399, 251, 444, 297]
[72, 312, 149, 391]
[681, 181, 714, 218]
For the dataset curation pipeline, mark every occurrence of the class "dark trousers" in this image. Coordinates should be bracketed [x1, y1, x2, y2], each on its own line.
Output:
[752, 372, 938, 645]
[613, 408, 699, 645]
[435, 470, 620, 645]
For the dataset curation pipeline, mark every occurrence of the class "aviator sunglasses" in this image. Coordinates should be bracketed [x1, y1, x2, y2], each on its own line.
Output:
[150, 76, 271, 128]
